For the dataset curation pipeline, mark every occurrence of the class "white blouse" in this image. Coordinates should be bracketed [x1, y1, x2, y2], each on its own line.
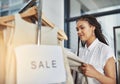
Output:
[78, 38, 116, 84]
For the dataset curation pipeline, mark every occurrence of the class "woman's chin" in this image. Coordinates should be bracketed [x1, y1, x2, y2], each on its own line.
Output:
[80, 38, 85, 41]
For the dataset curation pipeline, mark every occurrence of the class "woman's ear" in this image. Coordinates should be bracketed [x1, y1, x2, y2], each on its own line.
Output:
[91, 26, 96, 36]
[92, 26, 95, 31]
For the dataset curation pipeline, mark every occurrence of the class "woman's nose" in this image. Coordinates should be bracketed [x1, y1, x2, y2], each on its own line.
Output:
[77, 29, 81, 34]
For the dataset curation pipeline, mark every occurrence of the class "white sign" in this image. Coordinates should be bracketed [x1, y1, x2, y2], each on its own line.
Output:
[15, 45, 66, 84]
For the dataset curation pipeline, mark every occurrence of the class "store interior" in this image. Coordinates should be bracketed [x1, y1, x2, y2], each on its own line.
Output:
[0, 0, 120, 84]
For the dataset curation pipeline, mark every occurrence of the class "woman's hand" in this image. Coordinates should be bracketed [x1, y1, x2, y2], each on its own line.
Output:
[78, 58, 116, 84]
[79, 63, 99, 78]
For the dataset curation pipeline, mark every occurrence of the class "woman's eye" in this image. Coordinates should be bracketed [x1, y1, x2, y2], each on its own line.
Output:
[76, 28, 79, 31]
[81, 26, 84, 29]
[76, 26, 85, 31]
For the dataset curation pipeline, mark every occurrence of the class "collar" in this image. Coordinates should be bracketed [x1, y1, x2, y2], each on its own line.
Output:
[85, 38, 99, 51]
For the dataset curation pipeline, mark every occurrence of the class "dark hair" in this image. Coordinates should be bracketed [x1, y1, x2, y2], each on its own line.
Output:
[76, 14, 108, 46]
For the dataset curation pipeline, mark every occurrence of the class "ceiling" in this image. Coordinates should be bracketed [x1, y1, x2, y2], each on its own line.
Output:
[1, 0, 120, 11]
[77, 0, 120, 11]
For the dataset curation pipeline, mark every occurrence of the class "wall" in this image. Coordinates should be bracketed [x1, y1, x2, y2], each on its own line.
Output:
[97, 14, 120, 49]
[42, 0, 64, 29]
[69, 0, 81, 52]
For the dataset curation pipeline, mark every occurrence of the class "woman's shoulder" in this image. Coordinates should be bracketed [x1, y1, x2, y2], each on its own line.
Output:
[98, 41, 115, 67]
[98, 41, 112, 51]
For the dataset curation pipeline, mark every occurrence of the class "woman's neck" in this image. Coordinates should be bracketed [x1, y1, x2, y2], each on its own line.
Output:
[86, 36, 96, 47]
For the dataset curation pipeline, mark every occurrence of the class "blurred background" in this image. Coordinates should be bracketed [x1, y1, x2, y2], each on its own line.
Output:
[0, 0, 120, 83]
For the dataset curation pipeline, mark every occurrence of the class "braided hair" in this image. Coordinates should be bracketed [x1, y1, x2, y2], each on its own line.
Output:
[76, 15, 108, 47]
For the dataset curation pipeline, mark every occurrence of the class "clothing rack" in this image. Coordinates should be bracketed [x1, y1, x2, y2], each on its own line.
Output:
[19, 0, 42, 45]
[37, 0, 42, 45]
[19, 0, 37, 13]
[0, 0, 58, 43]
[19, 0, 37, 24]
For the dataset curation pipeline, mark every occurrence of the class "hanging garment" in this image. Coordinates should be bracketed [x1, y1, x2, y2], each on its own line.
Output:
[0, 29, 5, 84]
[0, 26, 17, 84]
[3, 22, 16, 84]
[63, 48, 88, 84]
[1, 13, 73, 84]
[15, 13, 73, 84]
[13, 14, 59, 46]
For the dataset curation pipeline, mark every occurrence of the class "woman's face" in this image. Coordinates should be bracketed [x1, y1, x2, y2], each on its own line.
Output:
[76, 20, 95, 42]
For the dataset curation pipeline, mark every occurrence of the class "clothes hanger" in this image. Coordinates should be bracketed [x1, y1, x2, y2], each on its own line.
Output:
[0, 6, 68, 41]
[0, 21, 14, 28]
[0, 6, 55, 28]
[0, 6, 36, 27]
[57, 29, 68, 41]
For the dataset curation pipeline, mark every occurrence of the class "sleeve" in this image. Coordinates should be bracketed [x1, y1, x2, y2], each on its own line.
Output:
[102, 45, 116, 68]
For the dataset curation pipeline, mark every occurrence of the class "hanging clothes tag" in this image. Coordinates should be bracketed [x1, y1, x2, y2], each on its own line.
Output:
[15, 44, 66, 84]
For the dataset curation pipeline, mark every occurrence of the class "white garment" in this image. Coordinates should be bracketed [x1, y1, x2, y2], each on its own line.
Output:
[13, 14, 73, 84]
[14, 14, 58, 46]
[77, 38, 115, 84]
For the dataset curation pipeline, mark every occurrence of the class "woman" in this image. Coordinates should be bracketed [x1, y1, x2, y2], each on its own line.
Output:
[76, 15, 116, 84]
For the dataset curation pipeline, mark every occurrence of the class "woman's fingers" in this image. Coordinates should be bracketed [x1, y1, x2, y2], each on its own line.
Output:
[78, 63, 88, 74]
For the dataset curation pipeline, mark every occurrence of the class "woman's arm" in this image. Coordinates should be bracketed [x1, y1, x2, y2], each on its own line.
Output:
[79, 57, 116, 84]
[96, 57, 116, 84]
